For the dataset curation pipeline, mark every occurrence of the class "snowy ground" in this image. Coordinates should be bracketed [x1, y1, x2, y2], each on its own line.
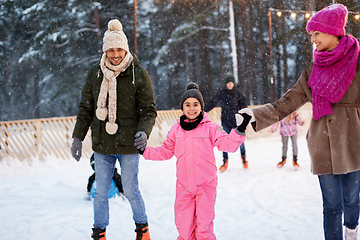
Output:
[0, 134, 328, 240]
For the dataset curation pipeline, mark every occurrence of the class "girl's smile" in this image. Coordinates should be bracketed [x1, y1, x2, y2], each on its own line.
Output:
[182, 98, 202, 120]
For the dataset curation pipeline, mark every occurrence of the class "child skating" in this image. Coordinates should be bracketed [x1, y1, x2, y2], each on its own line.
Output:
[270, 110, 304, 169]
[134, 82, 252, 240]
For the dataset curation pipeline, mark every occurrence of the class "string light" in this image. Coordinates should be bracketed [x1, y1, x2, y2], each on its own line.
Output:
[276, 11, 282, 17]
[305, 13, 311, 18]
[355, 15, 360, 20]
[291, 12, 297, 18]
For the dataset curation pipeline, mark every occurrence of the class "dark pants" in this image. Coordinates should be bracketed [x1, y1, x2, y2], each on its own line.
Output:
[318, 170, 360, 240]
[222, 125, 245, 159]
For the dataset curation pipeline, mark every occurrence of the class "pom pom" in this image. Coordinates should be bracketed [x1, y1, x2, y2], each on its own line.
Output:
[186, 82, 199, 91]
[106, 122, 118, 135]
[96, 108, 108, 121]
[108, 19, 123, 32]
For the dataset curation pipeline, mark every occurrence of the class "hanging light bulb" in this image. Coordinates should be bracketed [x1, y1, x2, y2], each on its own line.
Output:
[291, 12, 297, 18]
[276, 11, 282, 17]
[305, 13, 311, 19]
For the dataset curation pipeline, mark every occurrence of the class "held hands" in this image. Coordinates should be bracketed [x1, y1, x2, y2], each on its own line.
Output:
[235, 108, 255, 133]
[71, 137, 82, 161]
[134, 131, 147, 155]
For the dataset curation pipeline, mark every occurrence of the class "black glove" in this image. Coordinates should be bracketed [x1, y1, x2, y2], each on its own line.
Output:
[134, 131, 147, 155]
[71, 137, 82, 161]
[236, 113, 252, 133]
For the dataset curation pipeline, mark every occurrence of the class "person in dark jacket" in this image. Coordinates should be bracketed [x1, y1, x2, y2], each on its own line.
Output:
[87, 153, 124, 196]
[204, 74, 248, 172]
[70, 19, 157, 240]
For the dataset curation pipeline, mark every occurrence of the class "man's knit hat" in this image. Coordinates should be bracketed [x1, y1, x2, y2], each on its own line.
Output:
[306, 4, 348, 36]
[224, 73, 235, 84]
[180, 82, 204, 110]
[102, 19, 130, 53]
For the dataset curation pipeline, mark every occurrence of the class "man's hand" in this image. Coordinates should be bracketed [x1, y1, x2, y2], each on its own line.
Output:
[71, 137, 82, 161]
[134, 131, 147, 155]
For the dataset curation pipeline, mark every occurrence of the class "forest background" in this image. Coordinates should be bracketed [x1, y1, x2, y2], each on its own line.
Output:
[1, 0, 360, 121]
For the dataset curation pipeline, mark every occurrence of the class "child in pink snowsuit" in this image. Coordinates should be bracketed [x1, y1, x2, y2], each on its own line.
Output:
[135, 82, 251, 240]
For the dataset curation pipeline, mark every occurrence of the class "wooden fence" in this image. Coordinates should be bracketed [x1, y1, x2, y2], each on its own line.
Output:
[0, 103, 312, 161]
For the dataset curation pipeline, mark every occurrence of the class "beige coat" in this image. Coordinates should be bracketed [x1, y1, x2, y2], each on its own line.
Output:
[252, 54, 360, 175]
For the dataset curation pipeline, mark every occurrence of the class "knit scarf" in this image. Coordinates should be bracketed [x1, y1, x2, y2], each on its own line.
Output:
[180, 113, 203, 131]
[308, 35, 359, 120]
[96, 52, 133, 135]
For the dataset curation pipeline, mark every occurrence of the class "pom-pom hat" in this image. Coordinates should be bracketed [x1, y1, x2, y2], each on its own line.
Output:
[224, 73, 235, 84]
[102, 19, 130, 53]
[180, 82, 205, 110]
[306, 4, 348, 36]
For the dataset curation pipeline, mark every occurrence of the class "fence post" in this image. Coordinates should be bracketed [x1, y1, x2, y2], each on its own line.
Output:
[35, 120, 43, 160]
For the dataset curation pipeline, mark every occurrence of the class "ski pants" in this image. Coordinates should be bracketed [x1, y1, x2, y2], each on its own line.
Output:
[281, 135, 298, 158]
[174, 178, 217, 240]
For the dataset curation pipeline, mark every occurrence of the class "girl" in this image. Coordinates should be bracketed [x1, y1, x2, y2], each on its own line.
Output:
[136, 82, 251, 240]
[240, 4, 360, 240]
[270, 110, 304, 168]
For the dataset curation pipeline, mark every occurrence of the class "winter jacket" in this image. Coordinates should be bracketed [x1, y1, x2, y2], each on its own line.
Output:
[251, 53, 360, 175]
[72, 53, 157, 155]
[271, 112, 304, 137]
[204, 85, 247, 128]
[143, 112, 245, 193]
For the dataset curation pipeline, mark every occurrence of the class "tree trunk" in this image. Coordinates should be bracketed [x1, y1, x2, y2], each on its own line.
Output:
[256, 0, 269, 103]
[280, 0, 289, 92]
[199, 21, 213, 104]
[248, 1, 258, 104]
[238, 0, 251, 103]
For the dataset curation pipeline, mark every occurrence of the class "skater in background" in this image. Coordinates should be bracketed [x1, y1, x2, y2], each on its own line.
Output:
[87, 153, 124, 196]
[135, 82, 252, 240]
[204, 73, 248, 172]
[270, 110, 304, 168]
[238, 4, 360, 240]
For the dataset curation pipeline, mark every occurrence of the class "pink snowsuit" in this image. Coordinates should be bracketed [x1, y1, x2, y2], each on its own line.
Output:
[143, 112, 245, 240]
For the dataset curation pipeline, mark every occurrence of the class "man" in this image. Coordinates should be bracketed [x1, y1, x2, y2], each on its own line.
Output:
[204, 73, 248, 172]
[71, 19, 156, 240]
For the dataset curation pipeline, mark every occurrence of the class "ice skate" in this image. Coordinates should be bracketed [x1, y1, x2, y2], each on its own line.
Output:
[135, 222, 151, 240]
[277, 157, 286, 167]
[219, 158, 228, 172]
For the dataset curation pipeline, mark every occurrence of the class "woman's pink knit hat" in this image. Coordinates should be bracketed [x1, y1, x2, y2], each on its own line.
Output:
[306, 4, 348, 36]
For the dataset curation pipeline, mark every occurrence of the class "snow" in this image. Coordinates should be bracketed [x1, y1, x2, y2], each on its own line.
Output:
[0, 135, 326, 239]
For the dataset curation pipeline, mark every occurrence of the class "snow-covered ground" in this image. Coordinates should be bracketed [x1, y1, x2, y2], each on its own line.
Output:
[0, 134, 327, 239]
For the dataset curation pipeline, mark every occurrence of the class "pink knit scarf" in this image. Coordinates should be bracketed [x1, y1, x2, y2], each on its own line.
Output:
[308, 35, 359, 120]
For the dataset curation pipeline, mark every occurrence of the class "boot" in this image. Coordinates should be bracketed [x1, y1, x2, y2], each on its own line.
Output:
[241, 155, 248, 169]
[293, 156, 299, 168]
[91, 228, 106, 240]
[345, 226, 358, 240]
[219, 158, 228, 172]
[277, 157, 286, 167]
[135, 222, 151, 240]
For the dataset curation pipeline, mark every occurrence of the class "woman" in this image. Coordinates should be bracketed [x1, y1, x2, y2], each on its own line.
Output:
[240, 4, 360, 240]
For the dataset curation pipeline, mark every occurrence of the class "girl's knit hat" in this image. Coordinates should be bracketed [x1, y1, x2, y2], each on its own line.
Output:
[102, 19, 130, 52]
[180, 82, 204, 110]
[306, 4, 348, 36]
